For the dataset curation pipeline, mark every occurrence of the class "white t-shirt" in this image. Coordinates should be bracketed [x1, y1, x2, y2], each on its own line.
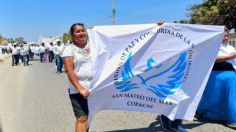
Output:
[218, 44, 236, 70]
[23, 45, 30, 55]
[20, 47, 25, 55]
[39, 46, 46, 53]
[53, 44, 64, 56]
[11, 46, 20, 55]
[0, 45, 2, 54]
[47, 45, 54, 51]
[31, 46, 39, 54]
[62, 42, 93, 94]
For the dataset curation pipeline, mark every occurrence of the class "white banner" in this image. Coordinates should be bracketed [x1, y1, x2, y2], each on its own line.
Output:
[87, 23, 224, 124]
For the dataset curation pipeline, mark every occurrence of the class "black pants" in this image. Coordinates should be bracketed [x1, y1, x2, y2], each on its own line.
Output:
[48, 51, 54, 62]
[12, 54, 19, 66]
[161, 115, 182, 128]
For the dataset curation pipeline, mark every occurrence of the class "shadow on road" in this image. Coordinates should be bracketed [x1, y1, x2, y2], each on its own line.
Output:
[109, 115, 206, 132]
[193, 116, 227, 128]
[0, 119, 3, 132]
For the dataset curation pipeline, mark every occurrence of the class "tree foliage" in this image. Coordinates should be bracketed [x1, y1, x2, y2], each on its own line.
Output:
[174, 19, 190, 24]
[218, 0, 236, 30]
[7, 38, 15, 44]
[63, 33, 69, 44]
[15, 37, 26, 44]
[0, 35, 27, 44]
[229, 33, 236, 38]
[187, 0, 236, 31]
[63, 33, 71, 43]
[0, 35, 4, 44]
[189, 5, 223, 25]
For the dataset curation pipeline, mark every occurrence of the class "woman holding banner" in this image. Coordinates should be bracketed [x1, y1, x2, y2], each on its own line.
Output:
[197, 27, 236, 130]
[63, 21, 189, 132]
[156, 20, 187, 132]
[63, 23, 92, 132]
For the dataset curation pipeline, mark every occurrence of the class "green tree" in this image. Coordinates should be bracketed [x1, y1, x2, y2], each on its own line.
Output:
[15, 37, 26, 44]
[68, 31, 72, 43]
[173, 19, 190, 24]
[218, 0, 236, 30]
[189, 5, 223, 25]
[0, 35, 4, 44]
[229, 33, 236, 38]
[187, 0, 236, 31]
[63, 33, 69, 44]
[63, 31, 72, 44]
[8, 38, 15, 44]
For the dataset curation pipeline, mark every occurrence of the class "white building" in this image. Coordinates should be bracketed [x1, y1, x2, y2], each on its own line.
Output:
[37, 35, 63, 45]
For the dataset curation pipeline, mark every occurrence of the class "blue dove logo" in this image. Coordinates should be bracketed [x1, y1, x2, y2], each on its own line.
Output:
[114, 52, 187, 98]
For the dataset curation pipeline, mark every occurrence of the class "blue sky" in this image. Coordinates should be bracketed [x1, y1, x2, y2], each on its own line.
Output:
[0, 0, 203, 42]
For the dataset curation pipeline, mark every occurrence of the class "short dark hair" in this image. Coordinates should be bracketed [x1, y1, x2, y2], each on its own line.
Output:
[69, 23, 86, 44]
[70, 23, 85, 36]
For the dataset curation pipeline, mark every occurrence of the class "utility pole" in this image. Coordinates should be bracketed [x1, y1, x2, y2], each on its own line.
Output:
[112, 0, 116, 24]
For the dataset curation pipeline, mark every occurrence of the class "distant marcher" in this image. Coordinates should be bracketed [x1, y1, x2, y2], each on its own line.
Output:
[24, 44, 30, 65]
[0, 45, 2, 54]
[47, 42, 54, 62]
[20, 45, 24, 63]
[2, 44, 6, 54]
[54, 40, 64, 73]
[39, 43, 46, 62]
[11, 44, 20, 66]
[20, 45, 29, 66]
[29, 45, 34, 60]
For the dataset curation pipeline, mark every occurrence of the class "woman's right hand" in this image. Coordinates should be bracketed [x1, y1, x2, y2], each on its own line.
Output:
[79, 88, 90, 98]
[157, 20, 165, 26]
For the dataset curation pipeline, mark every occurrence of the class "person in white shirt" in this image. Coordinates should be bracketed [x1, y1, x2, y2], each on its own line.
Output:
[11, 44, 20, 66]
[62, 23, 92, 132]
[20, 45, 24, 63]
[215, 32, 236, 69]
[54, 40, 64, 73]
[39, 43, 46, 62]
[47, 42, 54, 62]
[24, 44, 30, 65]
[0, 45, 2, 54]
[197, 27, 236, 130]
[20, 45, 29, 66]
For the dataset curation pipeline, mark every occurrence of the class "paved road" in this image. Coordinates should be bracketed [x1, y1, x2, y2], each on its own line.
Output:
[0, 55, 235, 132]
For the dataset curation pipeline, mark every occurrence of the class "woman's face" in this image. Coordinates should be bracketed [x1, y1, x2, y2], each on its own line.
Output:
[222, 32, 229, 44]
[72, 25, 88, 46]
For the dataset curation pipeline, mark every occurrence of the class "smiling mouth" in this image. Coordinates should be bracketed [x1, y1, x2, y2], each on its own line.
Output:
[79, 35, 86, 39]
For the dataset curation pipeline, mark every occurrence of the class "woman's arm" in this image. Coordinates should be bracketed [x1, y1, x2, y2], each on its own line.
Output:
[215, 52, 236, 63]
[63, 57, 90, 97]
